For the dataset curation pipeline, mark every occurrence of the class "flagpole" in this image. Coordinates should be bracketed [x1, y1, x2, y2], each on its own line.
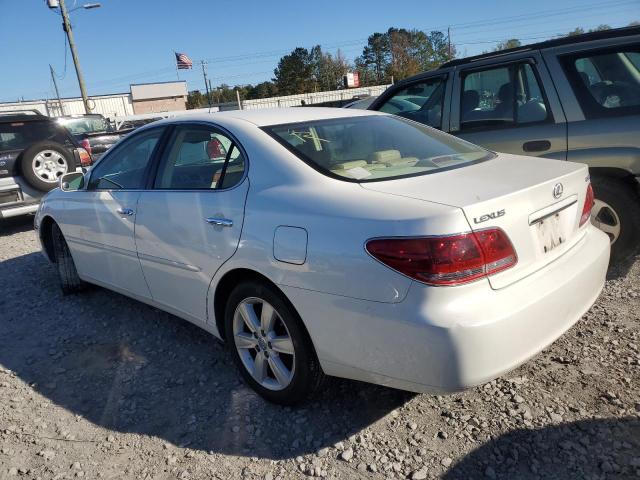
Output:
[174, 51, 180, 80]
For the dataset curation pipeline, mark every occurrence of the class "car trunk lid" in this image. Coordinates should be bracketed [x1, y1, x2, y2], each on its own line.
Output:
[361, 153, 591, 289]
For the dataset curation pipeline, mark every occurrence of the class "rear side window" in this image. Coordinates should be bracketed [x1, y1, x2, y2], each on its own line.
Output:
[460, 62, 550, 130]
[561, 46, 640, 118]
[376, 76, 446, 129]
[0, 120, 72, 150]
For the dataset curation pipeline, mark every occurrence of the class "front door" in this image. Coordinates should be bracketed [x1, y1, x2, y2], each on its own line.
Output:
[134, 124, 248, 323]
[62, 127, 165, 299]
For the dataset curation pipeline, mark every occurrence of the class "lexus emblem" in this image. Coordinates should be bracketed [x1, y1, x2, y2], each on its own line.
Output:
[552, 183, 563, 199]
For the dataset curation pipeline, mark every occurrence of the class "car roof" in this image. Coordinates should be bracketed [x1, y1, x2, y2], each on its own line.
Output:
[0, 113, 54, 124]
[440, 25, 640, 69]
[389, 25, 640, 89]
[154, 107, 385, 128]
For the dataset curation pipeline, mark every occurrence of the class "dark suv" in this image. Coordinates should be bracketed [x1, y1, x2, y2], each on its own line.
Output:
[369, 26, 640, 261]
[0, 110, 91, 219]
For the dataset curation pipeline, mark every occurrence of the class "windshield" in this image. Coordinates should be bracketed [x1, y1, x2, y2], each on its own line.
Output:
[58, 116, 111, 135]
[263, 115, 494, 182]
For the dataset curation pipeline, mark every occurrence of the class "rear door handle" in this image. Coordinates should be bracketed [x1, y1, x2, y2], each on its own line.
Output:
[206, 217, 233, 227]
[116, 207, 134, 216]
[523, 140, 551, 152]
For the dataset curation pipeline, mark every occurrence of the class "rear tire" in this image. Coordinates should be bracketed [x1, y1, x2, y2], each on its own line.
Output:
[51, 223, 86, 295]
[224, 281, 324, 405]
[591, 176, 640, 262]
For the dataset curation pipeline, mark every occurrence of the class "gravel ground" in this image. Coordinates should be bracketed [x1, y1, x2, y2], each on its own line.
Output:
[0, 216, 638, 480]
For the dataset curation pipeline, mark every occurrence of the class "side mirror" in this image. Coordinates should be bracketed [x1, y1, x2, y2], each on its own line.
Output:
[60, 172, 85, 192]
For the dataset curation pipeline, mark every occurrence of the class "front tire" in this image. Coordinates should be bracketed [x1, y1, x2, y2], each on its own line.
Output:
[591, 177, 640, 262]
[51, 223, 86, 295]
[224, 281, 324, 405]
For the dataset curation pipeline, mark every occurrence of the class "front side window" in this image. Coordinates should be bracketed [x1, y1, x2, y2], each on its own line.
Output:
[154, 125, 245, 190]
[561, 46, 640, 118]
[88, 128, 163, 190]
[376, 77, 446, 129]
[460, 62, 550, 129]
[264, 115, 493, 182]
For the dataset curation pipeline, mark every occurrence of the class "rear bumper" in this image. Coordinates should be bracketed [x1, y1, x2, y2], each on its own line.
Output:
[282, 225, 610, 393]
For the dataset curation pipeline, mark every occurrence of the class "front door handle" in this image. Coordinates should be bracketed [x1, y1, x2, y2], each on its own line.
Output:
[523, 140, 551, 152]
[206, 217, 233, 227]
[116, 207, 135, 216]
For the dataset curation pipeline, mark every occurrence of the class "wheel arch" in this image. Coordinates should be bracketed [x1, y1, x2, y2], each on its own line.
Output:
[589, 166, 640, 192]
[212, 268, 315, 350]
[39, 215, 57, 263]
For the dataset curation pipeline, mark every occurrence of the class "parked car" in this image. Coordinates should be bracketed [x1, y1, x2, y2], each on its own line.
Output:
[369, 26, 640, 261]
[56, 114, 133, 161]
[35, 108, 609, 405]
[343, 95, 378, 109]
[0, 110, 90, 219]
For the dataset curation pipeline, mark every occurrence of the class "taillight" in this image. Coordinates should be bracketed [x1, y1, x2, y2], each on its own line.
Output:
[366, 228, 517, 286]
[77, 147, 92, 167]
[80, 138, 92, 157]
[579, 183, 595, 227]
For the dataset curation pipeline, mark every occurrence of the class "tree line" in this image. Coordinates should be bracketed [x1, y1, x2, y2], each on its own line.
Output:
[187, 22, 638, 108]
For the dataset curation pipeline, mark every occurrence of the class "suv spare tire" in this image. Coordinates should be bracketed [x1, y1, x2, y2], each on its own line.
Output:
[20, 141, 76, 192]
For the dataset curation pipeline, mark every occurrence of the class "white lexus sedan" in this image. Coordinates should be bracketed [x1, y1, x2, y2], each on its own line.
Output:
[34, 108, 610, 405]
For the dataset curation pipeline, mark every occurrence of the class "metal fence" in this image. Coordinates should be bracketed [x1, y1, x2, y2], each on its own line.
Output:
[241, 85, 391, 110]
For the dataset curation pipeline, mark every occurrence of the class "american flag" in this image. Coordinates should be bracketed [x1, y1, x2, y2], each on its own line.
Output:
[175, 52, 193, 69]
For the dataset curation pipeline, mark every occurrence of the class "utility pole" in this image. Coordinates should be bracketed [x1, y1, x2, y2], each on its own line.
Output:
[49, 64, 65, 116]
[447, 26, 452, 60]
[236, 89, 242, 110]
[207, 79, 214, 105]
[59, 0, 91, 113]
[201, 61, 212, 108]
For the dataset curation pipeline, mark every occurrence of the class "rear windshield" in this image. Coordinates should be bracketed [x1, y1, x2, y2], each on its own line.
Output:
[263, 115, 493, 182]
[58, 116, 111, 135]
[0, 120, 71, 151]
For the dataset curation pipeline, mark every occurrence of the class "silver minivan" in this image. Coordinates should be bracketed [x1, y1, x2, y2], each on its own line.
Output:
[369, 26, 640, 261]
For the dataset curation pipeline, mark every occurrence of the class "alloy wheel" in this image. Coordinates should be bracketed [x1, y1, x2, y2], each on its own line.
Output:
[232, 297, 295, 391]
[32, 150, 68, 183]
[590, 198, 621, 245]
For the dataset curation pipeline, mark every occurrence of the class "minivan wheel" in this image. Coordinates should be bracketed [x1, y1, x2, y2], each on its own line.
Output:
[51, 223, 86, 294]
[224, 281, 324, 405]
[591, 177, 640, 262]
[20, 142, 76, 192]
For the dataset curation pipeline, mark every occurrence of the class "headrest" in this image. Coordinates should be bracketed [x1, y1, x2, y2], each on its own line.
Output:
[370, 150, 401, 164]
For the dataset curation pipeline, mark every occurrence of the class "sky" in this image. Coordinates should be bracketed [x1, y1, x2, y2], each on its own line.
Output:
[0, 0, 638, 102]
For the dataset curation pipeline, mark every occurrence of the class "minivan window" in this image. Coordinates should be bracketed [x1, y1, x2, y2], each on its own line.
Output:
[264, 115, 493, 182]
[376, 77, 446, 129]
[562, 47, 640, 118]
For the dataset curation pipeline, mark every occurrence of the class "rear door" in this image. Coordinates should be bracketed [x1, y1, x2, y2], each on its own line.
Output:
[543, 39, 640, 170]
[134, 123, 248, 323]
[450, 53, 568, 160]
